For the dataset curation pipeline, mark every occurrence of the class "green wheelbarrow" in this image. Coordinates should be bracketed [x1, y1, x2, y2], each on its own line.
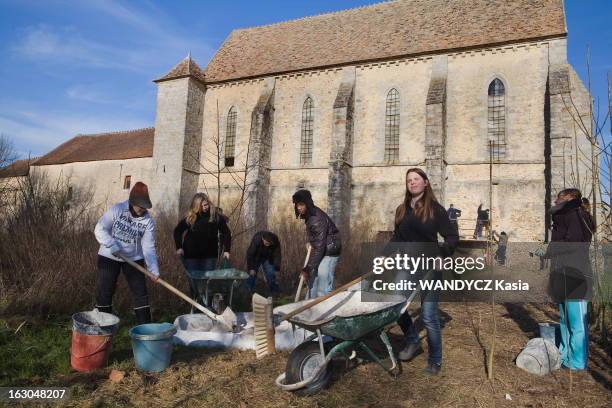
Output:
[186, 266, 249, 313]
[274, 290, 411, 395]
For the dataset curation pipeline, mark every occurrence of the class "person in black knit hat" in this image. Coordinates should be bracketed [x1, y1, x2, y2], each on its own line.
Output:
[291, 189, 341, 299]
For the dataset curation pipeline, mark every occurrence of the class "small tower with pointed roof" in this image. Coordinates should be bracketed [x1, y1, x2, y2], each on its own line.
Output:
[151, 54, 206, 217]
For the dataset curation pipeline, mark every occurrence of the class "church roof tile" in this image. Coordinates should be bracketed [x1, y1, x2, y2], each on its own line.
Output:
[33, 128, 154, 166]
[0, 157, 38, 178]
[155, 55, 206, 84]
[204, 0, 566, 83]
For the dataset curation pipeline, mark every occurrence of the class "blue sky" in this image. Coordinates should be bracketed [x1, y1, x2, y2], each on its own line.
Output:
[0, 0, 610, 159]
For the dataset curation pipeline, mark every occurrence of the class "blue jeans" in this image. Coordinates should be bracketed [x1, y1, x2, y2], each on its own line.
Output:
[246, 260, 280, 295]
[398, 285, 442, 365]
[558, 300, 589, 370]
[495, 246, 507, 265]
[182, 257, 217, 299]
[308, 256, 339, 299]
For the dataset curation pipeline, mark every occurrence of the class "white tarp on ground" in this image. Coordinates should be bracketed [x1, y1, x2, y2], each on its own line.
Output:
[172, 311, 311, 350]
[172, 289, 408, 351]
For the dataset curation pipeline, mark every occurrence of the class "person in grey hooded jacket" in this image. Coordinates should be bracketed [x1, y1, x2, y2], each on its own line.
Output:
[93, 182, 159, 324]
[292, 189, 341, 298]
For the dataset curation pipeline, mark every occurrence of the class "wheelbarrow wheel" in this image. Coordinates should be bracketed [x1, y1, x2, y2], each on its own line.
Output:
[286, 340, 333, 396]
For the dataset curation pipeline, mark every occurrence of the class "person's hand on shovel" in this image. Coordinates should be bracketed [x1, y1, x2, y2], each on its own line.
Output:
[300, 265, 312, 283]
[110, 242, 122, 258]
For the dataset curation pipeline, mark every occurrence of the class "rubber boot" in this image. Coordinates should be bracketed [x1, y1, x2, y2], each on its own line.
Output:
[134, 306, 151, 325]
[398, 342, 422, 361]
[96, 305, 113, 315]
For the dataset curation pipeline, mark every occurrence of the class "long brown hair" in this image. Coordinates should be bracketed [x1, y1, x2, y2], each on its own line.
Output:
[185, 193, 218, 226]
[395, 168, 438, 225]
[557, 188, 590, 211]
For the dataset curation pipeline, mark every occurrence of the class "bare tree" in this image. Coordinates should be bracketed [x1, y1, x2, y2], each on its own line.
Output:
[0, 134, 16, 168]
[559, 51, 611, 343]
[0, 134, 18, 211]
[559, 56, 610, 242]
[187, 99, 269, 239]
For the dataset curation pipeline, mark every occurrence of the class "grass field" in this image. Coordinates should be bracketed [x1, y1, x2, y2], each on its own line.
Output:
[1, 302, 610, 408]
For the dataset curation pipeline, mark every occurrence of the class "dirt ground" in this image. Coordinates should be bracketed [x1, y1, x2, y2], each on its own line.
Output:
[16, 302, 612, 408]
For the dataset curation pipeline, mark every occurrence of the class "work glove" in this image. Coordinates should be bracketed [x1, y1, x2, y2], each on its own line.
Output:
[110, 241, 122, 257]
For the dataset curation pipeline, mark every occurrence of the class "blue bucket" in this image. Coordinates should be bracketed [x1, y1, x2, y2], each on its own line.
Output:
[129, 323, 177, 372]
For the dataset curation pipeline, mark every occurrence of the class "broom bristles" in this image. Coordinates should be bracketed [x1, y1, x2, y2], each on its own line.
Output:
[252, 293, 275, 358]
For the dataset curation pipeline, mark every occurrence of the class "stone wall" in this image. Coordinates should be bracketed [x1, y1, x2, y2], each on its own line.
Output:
[168, 38, 593, 241]
[180, 79, 206, 216]
[151, 77, 205, 218]
[444, 42, 552, 240]
[328, 68, 355, 234]
[31, 157, 153, 213]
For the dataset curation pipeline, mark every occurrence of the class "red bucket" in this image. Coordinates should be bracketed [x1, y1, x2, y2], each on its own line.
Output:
[70, 330, 113, 372]
[70, 311, 119, 372]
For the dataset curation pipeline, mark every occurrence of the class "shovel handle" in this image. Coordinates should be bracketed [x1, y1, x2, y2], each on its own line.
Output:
[282, 271, 375, 322]
[116, 253, 220, 322]
[294, 246, 312, 302]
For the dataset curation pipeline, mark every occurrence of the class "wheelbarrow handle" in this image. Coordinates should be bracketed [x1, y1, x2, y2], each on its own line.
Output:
[282, 271, 375, 322]
[115, 253, 222, 323]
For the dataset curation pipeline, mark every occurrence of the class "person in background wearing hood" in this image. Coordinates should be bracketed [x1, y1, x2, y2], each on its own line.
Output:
[174, 193, 231, 300]
[391, 168, 458, 376]
[492, 231, 508, 266]
[94, 182, 159, 324]
[545, 188, 594, 370]
[581, 197, 594, 220]
[245, 231, 282, 296]
[447, 203, 462, 233]
[473, 204, 490, 239]
[292, 189, 342, 299]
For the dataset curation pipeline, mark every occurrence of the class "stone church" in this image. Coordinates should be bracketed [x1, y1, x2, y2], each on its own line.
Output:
[1, 0, 594, 241]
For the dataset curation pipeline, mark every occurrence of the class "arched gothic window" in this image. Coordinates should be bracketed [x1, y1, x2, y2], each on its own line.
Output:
[487, 79, 506, 160]
[300, 97, 314, 166]
[225, 107, 237, 167]
[384, 89, 400, 163]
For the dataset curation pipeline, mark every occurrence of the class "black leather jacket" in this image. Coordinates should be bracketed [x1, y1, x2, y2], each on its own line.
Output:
[305, 206, 341, 274]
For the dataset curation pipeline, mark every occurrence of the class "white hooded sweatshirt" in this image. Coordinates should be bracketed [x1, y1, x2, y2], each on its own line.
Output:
[94, 200, 160, 277]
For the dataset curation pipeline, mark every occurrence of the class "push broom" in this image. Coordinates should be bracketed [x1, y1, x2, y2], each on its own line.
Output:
[253, 246, 311, 358]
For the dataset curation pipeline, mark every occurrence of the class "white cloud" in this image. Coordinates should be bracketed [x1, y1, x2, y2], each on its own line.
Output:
[84, 0, 175, 42]
[65, 83, 156, 112]
[0, 102, 151, 157]
[66, 84, 116, 104]
[13, 25, 147, 72]
[12, 1, 215, 73]
[3, 0, 217, 157]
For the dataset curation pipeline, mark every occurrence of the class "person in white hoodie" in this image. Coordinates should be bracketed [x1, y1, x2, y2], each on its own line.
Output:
[94, 182, 159, 324]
